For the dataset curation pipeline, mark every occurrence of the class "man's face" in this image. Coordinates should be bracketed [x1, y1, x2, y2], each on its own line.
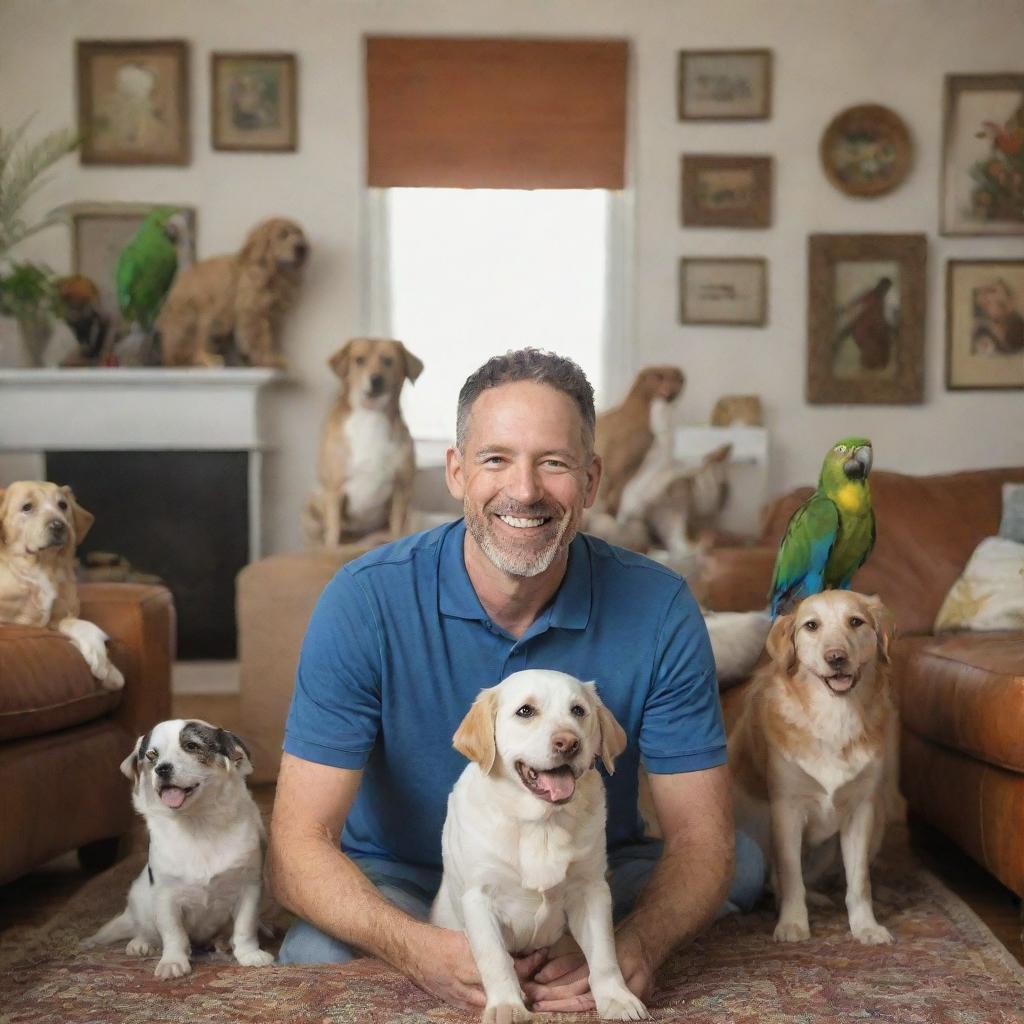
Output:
[446, 381, 601, 579]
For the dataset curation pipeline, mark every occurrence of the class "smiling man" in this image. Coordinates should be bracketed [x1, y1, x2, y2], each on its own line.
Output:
[268, 349, 763, 1013]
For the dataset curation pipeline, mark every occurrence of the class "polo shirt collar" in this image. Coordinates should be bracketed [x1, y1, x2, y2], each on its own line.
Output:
[438, 520, 592, 631]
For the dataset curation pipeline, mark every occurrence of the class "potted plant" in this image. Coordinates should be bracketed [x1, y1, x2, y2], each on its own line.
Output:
[0, 118, 79, 365]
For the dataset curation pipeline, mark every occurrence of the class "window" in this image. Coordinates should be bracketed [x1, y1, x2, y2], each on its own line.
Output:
[368, 187, 621, 443]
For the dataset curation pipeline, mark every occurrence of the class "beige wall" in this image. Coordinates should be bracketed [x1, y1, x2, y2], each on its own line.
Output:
[1, 0, 1022, 553]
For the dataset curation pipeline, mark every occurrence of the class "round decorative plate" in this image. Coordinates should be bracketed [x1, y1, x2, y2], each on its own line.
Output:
[820, 104, 913, 197]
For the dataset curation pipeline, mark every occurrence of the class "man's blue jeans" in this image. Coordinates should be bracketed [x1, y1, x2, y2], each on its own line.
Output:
[277, 830, 765, 965]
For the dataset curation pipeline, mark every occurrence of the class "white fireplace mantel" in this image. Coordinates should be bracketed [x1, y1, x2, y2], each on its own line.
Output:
[0, 367, 286, 560]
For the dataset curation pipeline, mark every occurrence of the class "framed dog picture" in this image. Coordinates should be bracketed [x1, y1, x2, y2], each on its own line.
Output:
[77, 40, 189, 165]
[679, 258, 767, 327]
[211, 52, 298, 152]
[946, 260, 1024, 390]
[807, 234, 926, 404]
[677, 49, 772, 121]
[69, 202, 197, 326]
[681, 155, 772, 228]
[942, 74, 1024, 236]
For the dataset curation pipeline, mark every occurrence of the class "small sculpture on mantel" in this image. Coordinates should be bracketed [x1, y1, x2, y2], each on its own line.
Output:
[57, 275, 111, 367]
[114, 207, 192, 367]
[157, 217, 309, 369]
[710, 394, 764, 427]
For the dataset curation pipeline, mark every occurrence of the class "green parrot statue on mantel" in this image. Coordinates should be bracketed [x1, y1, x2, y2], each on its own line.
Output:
[114, 207, 191, 364]
[768, 437, 876, 618]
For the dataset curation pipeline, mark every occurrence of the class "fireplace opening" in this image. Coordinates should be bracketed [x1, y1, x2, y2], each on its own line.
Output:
[46, 451, 249, 659]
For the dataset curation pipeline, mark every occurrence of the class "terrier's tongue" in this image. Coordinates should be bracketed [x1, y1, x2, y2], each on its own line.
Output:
[160, 786, 187, 809]
[535, 767, 575, 802]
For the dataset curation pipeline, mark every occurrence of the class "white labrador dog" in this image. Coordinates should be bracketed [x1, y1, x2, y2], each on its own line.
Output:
[431, 669, 649, 1023]
[729, 591, 898, 945]
[83, 719, 274, 979]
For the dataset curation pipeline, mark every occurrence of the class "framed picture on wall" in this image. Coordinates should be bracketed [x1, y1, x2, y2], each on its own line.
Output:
[77, 39, 189, 165]
[820, 104, 913, 198]
[807, 234, 926, 404]
[946, 260, 1024, 390]
[69, 202, 197, 325]
[211, 52, 298, 151]
[677, 49, 772, 121]
[681, 155, 772, 228]
[679, 257, 767, 326]
[942, 74, 1024, 236]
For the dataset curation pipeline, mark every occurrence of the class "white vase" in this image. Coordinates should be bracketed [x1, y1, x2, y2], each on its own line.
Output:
[16, 313, 53, 367]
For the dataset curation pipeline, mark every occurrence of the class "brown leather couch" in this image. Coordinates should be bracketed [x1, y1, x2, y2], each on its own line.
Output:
[0, 583, 174, 884]
[699, 466, 1024, 897]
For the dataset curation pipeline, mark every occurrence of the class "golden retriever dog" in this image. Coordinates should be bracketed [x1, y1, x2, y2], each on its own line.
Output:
[432, 669, 648, 1022]
[157, 217, 308, 368]
[594, 366, 685, 517]
[303, 337, 423, 547]
[729, 591, 898, 945]
[0, 481, 123, 690]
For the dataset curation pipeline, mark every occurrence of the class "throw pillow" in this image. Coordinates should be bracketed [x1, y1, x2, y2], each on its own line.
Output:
[998, 483, 1024, 543]
[934, 535, 1024, 633]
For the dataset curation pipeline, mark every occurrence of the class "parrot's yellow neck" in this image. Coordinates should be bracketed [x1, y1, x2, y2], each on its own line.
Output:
[835, 482, 868, 514]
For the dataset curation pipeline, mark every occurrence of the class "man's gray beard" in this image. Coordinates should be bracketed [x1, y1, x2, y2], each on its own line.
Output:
[465, 500, 572, 579]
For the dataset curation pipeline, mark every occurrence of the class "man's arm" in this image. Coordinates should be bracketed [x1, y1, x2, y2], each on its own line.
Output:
[267, 752, 548, 1010]
[524, 764, 734, 1012]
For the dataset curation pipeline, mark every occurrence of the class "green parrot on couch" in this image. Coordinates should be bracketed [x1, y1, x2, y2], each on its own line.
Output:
[768, 437, 875, 618]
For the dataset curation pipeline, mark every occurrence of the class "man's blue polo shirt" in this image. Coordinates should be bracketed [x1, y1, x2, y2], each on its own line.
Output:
[284, 519, 725, 869]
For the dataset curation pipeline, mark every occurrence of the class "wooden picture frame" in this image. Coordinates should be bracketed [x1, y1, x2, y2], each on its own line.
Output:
[677, 49, 772, 121]
[681, 155, 772, 228]
[77, 39, 189, 165]
[946, 260, 1024, 390]
[807, 234, 926, 404]
[942, 74, 1024, 236]
[211, 52, 298, 152]
[69, 202, 197, 327]
[679, 257, 768, 327]
[820, 104, 913, 198]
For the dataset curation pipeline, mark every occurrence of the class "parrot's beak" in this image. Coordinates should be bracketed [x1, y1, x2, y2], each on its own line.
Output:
[844, 445, 873, 480]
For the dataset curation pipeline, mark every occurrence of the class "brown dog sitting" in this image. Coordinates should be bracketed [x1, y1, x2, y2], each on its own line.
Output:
[594, 366, 685, 516]
[304, 338, 424, 548]
[157, 217, 308, 369]
[0, 481, 123, 690]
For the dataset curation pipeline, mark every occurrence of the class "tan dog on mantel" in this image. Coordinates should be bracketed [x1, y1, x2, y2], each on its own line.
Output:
[594, 366, 685, 516]
[304, 338, 424, 547]
[0, 481, 124, 690]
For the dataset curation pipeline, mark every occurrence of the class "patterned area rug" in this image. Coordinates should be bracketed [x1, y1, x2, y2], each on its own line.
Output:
[2, 846, 1023, 1024]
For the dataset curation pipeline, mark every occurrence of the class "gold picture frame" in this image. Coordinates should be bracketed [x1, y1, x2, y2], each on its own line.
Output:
[211, 52, 298, 152]
[820, 104, 913, 198]
[677, 49, 772, 121]
[946, 260, 1024, 390]
[77, 39, 189, 165]
[807, 234, 926, 404]
[679, 257, 768, 327]
[681, 155, 772, 228]
[941, 74, 1024, 236]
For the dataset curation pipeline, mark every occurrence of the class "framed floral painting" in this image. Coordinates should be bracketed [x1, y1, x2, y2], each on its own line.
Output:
[77, 40, 189, 165]
[942, 74, 1024, 236]
[211, 52, 298, 152]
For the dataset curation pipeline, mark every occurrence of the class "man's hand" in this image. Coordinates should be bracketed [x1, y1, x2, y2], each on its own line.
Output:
[521, 931, 654, 1013]
[406, 927, 548, 1011]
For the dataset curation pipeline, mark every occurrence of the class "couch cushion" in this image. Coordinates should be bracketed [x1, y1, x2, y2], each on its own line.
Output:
[0, 626, 121, 741]
[897, 632, 1024, 773]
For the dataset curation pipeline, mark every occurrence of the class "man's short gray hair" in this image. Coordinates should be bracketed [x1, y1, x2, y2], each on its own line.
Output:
[456, 348, 596, 453]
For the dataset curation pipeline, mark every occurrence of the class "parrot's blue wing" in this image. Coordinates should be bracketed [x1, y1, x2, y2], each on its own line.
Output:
[768, 494, 840, 617]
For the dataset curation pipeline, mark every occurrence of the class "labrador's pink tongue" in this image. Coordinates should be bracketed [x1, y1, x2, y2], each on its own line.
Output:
[535, 767, 575, 802]
[160, 787, 187, 809]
